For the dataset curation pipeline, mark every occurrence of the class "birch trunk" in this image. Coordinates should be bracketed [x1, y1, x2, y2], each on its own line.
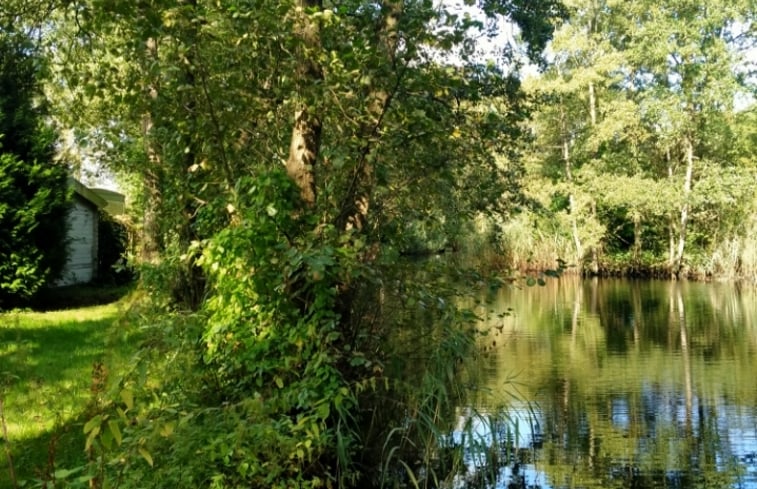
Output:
[586, 81, 599, 274]
[561, 104, 584, 267]
[675, 136, 694, 275]
[666, 148, 677, 274]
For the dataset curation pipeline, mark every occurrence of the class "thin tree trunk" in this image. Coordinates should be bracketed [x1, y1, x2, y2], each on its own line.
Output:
[562, 116, 584, 267]
[632, 211, 641, 270]
[570, 194, 584, 262]
[586, 81, 599, 274]
[336, 0, 402, 232]
[140, 38, 163, 264]
[666, 148, 676, 275]
[675, 136, 694, 275]
[668, 220, 677, 276]
[563, 135, 572, 179]
[141, 165, 162, 263]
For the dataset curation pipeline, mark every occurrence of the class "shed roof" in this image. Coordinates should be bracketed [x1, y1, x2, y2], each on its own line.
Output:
[90, 187, 126, 216]
[69, 178, 108, 209]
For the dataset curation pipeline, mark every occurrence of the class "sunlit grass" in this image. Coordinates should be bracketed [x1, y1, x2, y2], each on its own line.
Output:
[0, 301, 130, 488]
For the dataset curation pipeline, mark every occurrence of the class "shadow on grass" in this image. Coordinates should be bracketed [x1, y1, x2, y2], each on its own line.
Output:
[0, 299, 134, 489]
[29, 283, 134, 311]
[1, 411, 92, 489]
[0, 318, 112, 394]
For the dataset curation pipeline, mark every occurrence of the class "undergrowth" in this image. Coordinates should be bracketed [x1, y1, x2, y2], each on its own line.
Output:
[62, 174, 521, 489]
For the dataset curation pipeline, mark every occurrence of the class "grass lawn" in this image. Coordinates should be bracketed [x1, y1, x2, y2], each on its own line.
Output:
[0, 295, 133, 488]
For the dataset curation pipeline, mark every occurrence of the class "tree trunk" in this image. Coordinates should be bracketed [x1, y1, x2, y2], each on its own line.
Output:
[334, 1, 403, 336]
[632, 211, 641, 271]
[668, 219, 677, 274]
[570, 194, 584, 263]
[666, 148, 676, 275]
[173, 0, 206, 311]
[675, 136, 694, 275]
[286, 107, 321, 206]
[285, 0, 323, 206]
[586, 81, 599, 274]
[140, 38, 163, 264]
[336, 0, 402, 232]
[562, 111, 584, 268]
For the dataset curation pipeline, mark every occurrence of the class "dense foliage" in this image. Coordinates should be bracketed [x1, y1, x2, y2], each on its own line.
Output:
[9, 0, 564, 487]
[0, 30, 69, 307]
[505, 0, 757, 279]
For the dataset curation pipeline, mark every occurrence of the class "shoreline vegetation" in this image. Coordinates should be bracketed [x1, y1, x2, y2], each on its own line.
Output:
[483, 210, 757, 284]
[400, 216, 757, 285]
[496, 229, 757, 283]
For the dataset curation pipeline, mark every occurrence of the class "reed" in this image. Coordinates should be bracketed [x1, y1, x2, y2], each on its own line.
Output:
[496, 214, 573, 272]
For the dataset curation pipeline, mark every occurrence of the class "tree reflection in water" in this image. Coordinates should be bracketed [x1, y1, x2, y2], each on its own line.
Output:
[455, 278, 757, 489]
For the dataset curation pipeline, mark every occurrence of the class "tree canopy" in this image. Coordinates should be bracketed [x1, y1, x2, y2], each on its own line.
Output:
[516, 0, 756, 278]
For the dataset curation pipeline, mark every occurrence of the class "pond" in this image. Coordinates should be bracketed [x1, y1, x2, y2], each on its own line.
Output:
[456, 277, 757, 489]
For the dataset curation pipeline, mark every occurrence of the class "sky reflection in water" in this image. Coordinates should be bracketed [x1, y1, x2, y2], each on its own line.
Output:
[456, 278, 757, 489]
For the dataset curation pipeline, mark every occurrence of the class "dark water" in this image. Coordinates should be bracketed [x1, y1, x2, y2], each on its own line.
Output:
[457, 278, 757, 489]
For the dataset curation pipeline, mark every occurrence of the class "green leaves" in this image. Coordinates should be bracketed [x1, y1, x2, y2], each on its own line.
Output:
[518, 0, 757, 275]
[22, 0, 577, 486]
[0, 30, 70, 307]
[0, 153, 70, 307]
[196, 169, 358, 483]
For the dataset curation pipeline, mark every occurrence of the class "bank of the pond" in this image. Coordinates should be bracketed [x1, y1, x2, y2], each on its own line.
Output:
[503, 254, 757, 283]
[34, 257, 497, 489]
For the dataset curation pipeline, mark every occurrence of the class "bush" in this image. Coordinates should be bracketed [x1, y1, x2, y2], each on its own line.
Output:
[0, 30, 70, 309]
[0, 154, 70, 308]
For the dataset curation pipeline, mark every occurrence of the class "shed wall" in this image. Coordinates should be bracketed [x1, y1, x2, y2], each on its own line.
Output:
[58, 196, 98, 285]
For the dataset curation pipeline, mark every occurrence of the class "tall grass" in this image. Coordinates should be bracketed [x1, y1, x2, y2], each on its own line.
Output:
[458, 212, 573, 274]
[498, 214, 574, 271]
[0, 301, 131, 488]
[705, 211, 757, 282]
[484, 207, 757, 282]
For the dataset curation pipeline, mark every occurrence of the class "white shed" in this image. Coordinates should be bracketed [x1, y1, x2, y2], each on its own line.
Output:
[57, 179, 108, 286]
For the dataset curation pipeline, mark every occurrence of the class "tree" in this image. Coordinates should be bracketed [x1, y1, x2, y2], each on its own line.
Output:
[620, 0, 755, 275]
[522, 0, 631, 272]
[0, 29, 69, 307]
[519, 0, 756, 277]
[37, 0, 563, 486]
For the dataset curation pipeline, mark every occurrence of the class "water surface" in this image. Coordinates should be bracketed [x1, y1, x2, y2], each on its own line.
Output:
[460, 278, 757, 488]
